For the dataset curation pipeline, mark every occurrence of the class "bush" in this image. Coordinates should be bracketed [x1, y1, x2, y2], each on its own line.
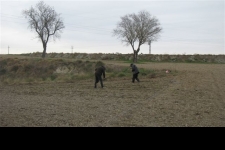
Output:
[50, 74, 58, 81]
[118, 73, 126, 77]
[10, 65, 19, 72]
[0, 68, 7, 75]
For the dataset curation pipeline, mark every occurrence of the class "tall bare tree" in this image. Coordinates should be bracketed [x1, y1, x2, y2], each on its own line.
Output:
[113, 10, 162, 62]
[22, 1, 65, 58]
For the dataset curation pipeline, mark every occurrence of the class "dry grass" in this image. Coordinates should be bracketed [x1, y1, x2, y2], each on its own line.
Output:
[0, 56, 167, 85]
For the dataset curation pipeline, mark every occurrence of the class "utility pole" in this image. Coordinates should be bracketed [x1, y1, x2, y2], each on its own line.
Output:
[148, 41, 151, 54]
[71, 46, 73, 53]
[8, 46, 10, 55]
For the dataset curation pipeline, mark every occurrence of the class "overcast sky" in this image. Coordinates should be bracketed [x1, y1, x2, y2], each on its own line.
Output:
[0, 0, 224, 55]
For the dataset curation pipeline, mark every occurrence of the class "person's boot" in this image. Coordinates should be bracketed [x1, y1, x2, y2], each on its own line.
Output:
[137, 78, 140, 82]
[100, 82, 104, 88]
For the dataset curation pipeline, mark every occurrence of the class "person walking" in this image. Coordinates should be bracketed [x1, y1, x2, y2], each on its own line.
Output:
[94, 65, 106, 88]
[130, 63, 140, 83]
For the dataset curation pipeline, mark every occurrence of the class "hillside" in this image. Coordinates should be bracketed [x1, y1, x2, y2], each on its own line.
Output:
[0, 56, 169, 84]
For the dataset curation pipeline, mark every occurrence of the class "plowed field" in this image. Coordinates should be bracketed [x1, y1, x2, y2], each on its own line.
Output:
[0, 61, 224, 127]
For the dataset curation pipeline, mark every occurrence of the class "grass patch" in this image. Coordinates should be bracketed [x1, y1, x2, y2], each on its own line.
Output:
[0, 57, 178, 84]
[118, 73, 126, 77]
[122, 60, 148, 64]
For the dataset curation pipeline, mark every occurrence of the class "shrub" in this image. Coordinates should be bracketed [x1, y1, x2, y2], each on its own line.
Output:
[0, 59, 8, 66]
[10, 65, 19, 72]
[118, 73, 126, 77]
[0, 68, 7, 75]
[50, 74, 58, 81]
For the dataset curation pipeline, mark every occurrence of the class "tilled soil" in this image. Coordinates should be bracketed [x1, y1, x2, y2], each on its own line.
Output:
[0, 62, 225, 127]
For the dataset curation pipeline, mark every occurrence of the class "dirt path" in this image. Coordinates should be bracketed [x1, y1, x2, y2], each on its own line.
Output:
[0, 62, 224, 127]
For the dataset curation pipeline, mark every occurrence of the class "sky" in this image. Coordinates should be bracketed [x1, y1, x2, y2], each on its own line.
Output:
[0, 0, 224, 55]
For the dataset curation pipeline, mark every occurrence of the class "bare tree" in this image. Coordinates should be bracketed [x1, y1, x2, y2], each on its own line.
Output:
[22, 1, 65, 58]
[113, 10, 162, 62]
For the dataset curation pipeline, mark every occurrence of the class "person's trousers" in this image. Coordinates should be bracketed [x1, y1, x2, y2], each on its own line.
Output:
[132, 72, 140, 83]
[95, 74, 103, 88]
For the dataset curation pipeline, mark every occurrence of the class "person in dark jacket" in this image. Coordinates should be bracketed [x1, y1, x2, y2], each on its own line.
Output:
[130, 63, 140, 83]
[94, 66, 106, 88]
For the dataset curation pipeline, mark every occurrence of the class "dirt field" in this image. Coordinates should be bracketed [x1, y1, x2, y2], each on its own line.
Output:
[0, 61, 225, 127]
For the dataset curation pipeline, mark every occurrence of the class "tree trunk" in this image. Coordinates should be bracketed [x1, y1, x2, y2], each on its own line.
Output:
[133, 50, 138, 63]
[42, 42, 47, 58]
